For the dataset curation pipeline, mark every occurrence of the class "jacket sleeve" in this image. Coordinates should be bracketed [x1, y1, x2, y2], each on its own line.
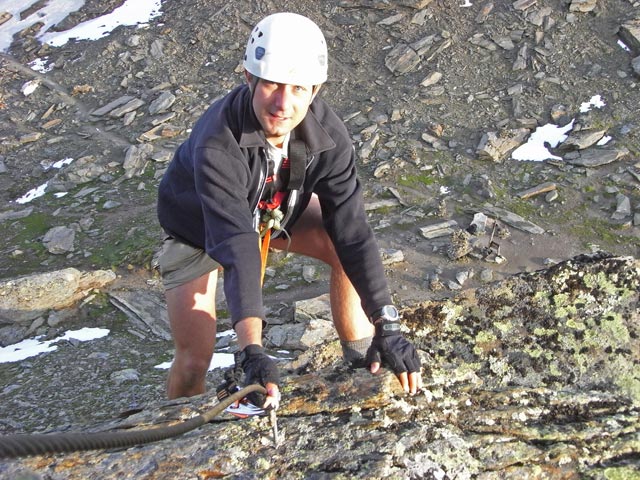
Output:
[313, 137, 393, 317]
[194, 146, 265, 324]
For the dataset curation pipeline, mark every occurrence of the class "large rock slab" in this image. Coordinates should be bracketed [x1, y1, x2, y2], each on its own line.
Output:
[0, 268, 116, 324]
[0, 254, 637, 479]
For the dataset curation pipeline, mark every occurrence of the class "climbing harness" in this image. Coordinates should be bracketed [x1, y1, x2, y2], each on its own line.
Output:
[257, 138, 307, 286]
[259, 207, 290, 285]
[0, 384, 267, 459]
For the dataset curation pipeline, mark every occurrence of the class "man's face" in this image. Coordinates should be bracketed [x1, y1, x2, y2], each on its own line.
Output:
[247, 72, 318, 147]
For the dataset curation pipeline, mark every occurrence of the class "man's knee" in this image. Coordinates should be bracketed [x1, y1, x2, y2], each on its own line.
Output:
[173, 351, 212, 380]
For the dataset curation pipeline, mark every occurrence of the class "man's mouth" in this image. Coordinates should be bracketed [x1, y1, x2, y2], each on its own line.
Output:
[269, 112, 289, 121]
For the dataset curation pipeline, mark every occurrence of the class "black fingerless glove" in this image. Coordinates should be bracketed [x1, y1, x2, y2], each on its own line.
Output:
[365, 306, 421, 375]
[235, 344, 280, 407]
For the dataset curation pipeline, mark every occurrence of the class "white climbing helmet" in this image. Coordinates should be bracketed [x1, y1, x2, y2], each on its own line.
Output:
[243, 12, 328, 86]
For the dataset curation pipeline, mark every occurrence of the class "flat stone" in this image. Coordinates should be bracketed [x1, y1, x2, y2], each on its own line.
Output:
[513, 0, 537, 10]
[619, 17, 640, 54]
[420, 220, 459, 239]
[0, 268, 115, 323]
[476, 128, 530, 162]
[569, 0, 598, 12]
[482, 203, 545, 234]
[517, 181, 556, 199]
[149, 91, 176, 115]
[632, 56, 640, 77]
[385, 44, 421, 75]
[558, 129, 606, 151]
[564, 147, 629, 167]
[109, 98, 145, 118]
[91, 95, 134, 116]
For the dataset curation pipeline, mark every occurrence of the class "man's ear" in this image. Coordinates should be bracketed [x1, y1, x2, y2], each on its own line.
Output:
[245, 71, 253, 89]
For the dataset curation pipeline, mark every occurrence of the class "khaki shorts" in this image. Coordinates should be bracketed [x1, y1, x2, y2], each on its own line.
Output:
[157, 236, 221, 290]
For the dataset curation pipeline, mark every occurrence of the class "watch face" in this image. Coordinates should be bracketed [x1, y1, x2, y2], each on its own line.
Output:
[381, 305, 399, 321]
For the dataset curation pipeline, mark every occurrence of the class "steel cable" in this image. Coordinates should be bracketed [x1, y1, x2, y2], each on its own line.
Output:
[0, 384, 267, 459]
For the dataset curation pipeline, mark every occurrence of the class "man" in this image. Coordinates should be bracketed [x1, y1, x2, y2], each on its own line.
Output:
[157, 12, 422, 410]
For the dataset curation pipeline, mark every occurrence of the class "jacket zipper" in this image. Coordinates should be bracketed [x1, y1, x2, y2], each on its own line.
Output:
[252, 149, 268, 232]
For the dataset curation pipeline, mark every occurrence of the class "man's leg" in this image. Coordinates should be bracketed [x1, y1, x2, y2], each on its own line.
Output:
[165, 269, 218, 399]
[270, 195, 374, 345]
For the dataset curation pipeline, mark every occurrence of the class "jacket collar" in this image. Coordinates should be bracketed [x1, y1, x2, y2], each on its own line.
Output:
[237, 86, 336, 155]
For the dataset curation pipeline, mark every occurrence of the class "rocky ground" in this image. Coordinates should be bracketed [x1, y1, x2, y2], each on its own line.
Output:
[0, 0, 639, 478]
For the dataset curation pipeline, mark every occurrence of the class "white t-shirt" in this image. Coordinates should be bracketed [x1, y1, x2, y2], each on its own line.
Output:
[265, 133, 290, 174]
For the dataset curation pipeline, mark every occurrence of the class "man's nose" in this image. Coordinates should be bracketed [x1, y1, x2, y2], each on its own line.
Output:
[274, 85, 293, 110]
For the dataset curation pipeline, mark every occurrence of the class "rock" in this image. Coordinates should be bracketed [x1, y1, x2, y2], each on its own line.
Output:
[150, 39, 164, 58]
[619, 17, 640, 54]
[364, 198, 401, 211]
[421, 132, 448, 150]
[0, 208, 33, 224]
[91, 95, 135, 116]
[3, 255, 637, 479]
[468, 212, 489, 235]
[102, 200, 121, 209]
[18, 132, 43, 144]
[482, 203, 545, 234]
[569, 0, 598, 12]
[0, 11, 12, 27]
[384, 43, 420, 75]
[526, 6, 552, 26]
[563, 147, 629, 167]
[109, 289, 171, 341]
[469, 33, 497, 51]
[612, 194, 631, 220]
[513, 44, 528, 70]
[476, 128, 530, 162]
[121, 144, 153, 179]
[358, 131, 379, 161]
[265, 294, 335, 349]
[512, 0, 537, 10]
[372, 161, 390, 178]
[447, 229, 473, 260]
[557, 128, 607, 151]
[138, 124, 184, 142]
[377, 13, 404, 26]
[475, 3, 494, 24]
[420, 220, 459, 239]
[0, 268, 116, 324]
[517, 181, 556, 199]
[42, 225, 75, 254]
[109, 98, 145, 118]
[110, 369, 140, 384]
[420, 71, 442, 87]
[397, 0, 434, 7]
[51, 155, 107, 187]
[21, 80, 39, 96]
[549, 103, 571, 125]
[632, 55, 640, 77]
[148, 91, 176, 115]
[380, 248, 404, 265]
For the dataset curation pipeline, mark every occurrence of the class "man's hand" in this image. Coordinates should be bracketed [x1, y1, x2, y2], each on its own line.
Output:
[237, 344, 281, 409]
[366, 306, 422, 394]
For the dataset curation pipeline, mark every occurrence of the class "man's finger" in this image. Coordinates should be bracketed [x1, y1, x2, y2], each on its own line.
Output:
[408, 371, 421, 394]
[370, 361, 381, 374]
[262, 382, 281, 410]
[397, 371, 409, 393]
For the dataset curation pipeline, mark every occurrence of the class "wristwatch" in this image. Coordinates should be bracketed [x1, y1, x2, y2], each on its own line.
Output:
[370, 305, 401, 336]
[236, 344, 265, 366]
